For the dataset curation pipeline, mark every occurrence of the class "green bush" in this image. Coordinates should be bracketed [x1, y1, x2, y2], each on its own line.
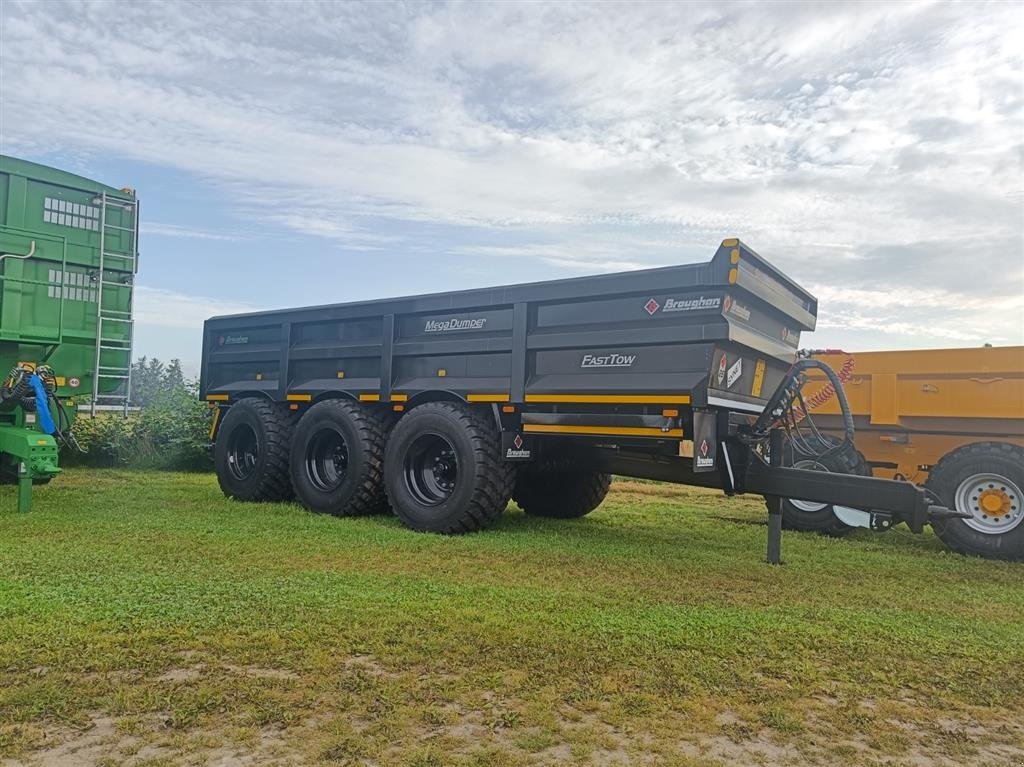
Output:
[64, 411, 132, 467]
[65, 385, 213, 471]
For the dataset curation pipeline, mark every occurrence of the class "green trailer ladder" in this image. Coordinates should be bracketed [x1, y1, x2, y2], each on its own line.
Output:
[92, 191, 139, 417]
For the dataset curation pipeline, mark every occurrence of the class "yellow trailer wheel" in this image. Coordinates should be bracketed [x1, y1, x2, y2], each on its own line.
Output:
[927, 442, 1024, 561]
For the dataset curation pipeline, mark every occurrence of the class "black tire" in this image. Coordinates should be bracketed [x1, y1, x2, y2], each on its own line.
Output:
[289, 399, 388, 516]
[215, 398, 294, 502]
[383, 402, 514, 533]
[513, 457, 611, 519]
[775, 439, 871, 537]
[926, 442, 1024, 561]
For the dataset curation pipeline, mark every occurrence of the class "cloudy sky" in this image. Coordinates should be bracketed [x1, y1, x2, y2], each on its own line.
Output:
[2, 1, 1022, 374]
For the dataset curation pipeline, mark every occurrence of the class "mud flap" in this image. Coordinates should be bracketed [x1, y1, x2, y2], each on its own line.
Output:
[692, 410, 716, 473]
[501, 431, 532, 461]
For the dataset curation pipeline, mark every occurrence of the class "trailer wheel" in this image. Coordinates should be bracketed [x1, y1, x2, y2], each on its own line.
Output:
[215, 398, 294, 502]
[383, 402, 514, 533]
[513, 458, 611, 519]
[777, 441, 871, 537]
[927, 442, 1024, 561]
[289, 399, 389, 516]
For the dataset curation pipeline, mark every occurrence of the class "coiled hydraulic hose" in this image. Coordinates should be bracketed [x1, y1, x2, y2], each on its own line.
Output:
[1, 365, 32, 407]
[793, 355, 856, 417]
[745, 358, 856, 460]
[1, 364, 84, 451]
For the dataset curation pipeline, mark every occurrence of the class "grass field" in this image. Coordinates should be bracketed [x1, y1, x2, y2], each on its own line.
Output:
[1, 469, 1022, 767]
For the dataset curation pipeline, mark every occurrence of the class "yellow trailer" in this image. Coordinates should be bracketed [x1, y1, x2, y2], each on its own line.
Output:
[783, 346, 1024, 560]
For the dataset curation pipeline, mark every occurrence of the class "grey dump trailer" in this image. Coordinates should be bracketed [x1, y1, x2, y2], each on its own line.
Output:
[200, 238, 965, 562]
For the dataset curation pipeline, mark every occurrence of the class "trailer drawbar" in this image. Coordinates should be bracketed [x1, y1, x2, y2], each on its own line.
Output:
[200, 239, 966, 562]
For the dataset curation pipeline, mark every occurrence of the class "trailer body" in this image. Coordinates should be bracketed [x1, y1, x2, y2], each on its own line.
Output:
[786, 347, 1024, 558]
[0, 155, 138, 508]
[201, 240, 957, 560]
[808, 347, 1023, 481]
[202, 239, 809, 422]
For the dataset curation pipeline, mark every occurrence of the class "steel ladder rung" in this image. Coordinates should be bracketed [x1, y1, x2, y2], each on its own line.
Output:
[100, 197, 135, 208]
[92, 191, 138, 417]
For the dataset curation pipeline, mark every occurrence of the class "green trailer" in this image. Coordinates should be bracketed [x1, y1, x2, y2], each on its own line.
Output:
[0, 155, 138, 510]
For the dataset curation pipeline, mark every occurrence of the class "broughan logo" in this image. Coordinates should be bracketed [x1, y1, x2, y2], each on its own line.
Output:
[424, 317, 487, 333]
[505, 434, 530, 459]
[663, 296, 721, 312]
[695, 439, 714, 469]
[581, 353, 637, 368]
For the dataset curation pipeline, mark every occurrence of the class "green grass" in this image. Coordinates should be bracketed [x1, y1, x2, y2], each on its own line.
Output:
[1, 470, 1022, 766]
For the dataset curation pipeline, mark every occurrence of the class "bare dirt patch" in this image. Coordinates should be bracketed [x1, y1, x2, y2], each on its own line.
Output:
[158, 667, 203, 683]
[223, 664, 298, 681]
[4, 705, 1024, 767]
[1, 714, 294, 767]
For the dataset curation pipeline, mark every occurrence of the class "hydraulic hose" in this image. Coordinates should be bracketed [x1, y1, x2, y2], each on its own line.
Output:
[1, 366, 31, 406]
[28, 374, 57, 434]
[796, 355, 855, 414]
[1, 364, 84, 450]
[788, 359, 855, 451]
[747, 358, 855, 455]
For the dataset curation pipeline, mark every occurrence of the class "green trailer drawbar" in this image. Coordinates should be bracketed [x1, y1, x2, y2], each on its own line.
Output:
[0, 155, 138, 510]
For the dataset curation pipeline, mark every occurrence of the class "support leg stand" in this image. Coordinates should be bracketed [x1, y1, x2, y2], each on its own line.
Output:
[766, 495, 782, 565]
[17, 463, 32, 514]
[766, 428, 785, 565]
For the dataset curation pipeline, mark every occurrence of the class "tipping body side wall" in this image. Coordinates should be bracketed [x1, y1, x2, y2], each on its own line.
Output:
[200, 242, 815, 421]
[806, 347, 1024, 483]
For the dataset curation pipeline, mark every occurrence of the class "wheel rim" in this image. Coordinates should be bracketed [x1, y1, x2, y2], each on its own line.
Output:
[226, 423, 259, 482]
[788, 459, 830, 512]
[305, 427, 349, 492]
[404, 433, 458, 506]
[955, 472, 1023, 535]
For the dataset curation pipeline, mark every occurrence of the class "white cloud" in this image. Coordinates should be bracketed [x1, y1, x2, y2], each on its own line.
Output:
[1, 1, 1021, 347]
[133, 286, 258, 329]
[454, 242, 653, 272]
[268, 213, 405, 248]
[811, 285, 1024, 315]
[141, 222, 251, 241]
[811, 284, 1024, 347]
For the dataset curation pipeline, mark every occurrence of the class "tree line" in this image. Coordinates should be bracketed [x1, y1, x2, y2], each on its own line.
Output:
[129, 357, 188, 407]
[69, 356, 212, 470]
